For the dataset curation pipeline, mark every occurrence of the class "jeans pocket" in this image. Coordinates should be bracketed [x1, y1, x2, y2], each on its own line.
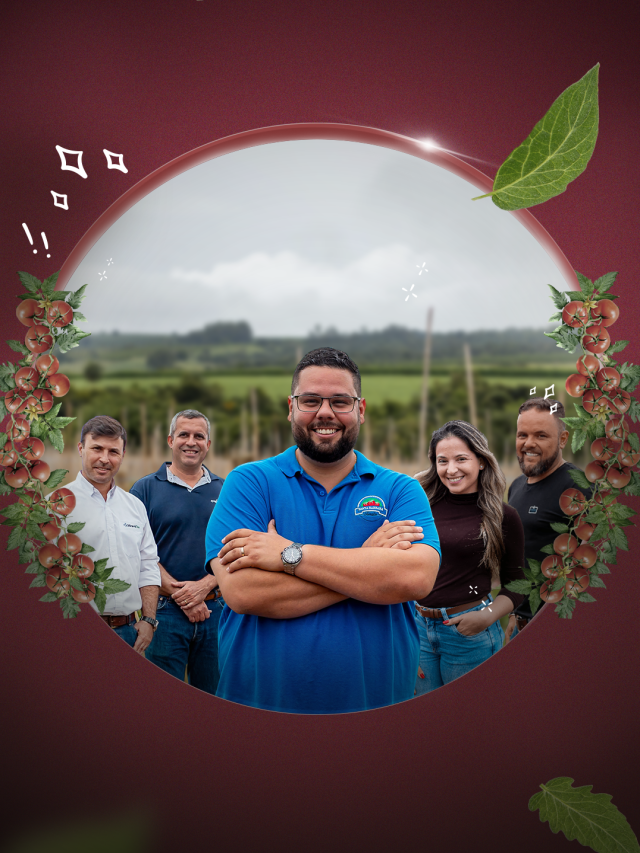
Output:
[156, 596, 170, 611]
[452, 624, 488, 640]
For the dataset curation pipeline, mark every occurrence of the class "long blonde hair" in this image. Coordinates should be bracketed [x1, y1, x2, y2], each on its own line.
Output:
[415, 420, 506, 583]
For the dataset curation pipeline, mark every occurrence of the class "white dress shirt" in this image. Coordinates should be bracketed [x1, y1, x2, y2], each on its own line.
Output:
[65, 472, 161, 615]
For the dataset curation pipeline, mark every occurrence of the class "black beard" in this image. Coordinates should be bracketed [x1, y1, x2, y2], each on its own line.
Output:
[517, 443, 560, 478]
[292, 419, 360, 464]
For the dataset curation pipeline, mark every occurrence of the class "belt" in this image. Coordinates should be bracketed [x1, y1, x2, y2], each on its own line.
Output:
[204, 588, 223, 602]
[100, 613, 136, 628]
[415, 598, 485, 620]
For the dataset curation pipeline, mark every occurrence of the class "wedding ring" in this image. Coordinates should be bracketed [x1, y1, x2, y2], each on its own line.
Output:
[241, 546, 245, 557]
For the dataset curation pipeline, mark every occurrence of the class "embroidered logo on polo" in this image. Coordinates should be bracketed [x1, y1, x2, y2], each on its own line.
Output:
[354, 496, 388, 518]
[124, 522, 141, 528]
[528, 506, 539, 514]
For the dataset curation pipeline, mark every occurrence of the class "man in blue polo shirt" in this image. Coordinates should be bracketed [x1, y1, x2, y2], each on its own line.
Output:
[131, 409, 224, 694]
[206, 348, 441, 714]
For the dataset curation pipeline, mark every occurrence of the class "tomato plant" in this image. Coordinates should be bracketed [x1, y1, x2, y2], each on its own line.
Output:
[34, 353, 59, 375]
[573, 545, 597, 568]
[590, 298, 619, 327]
[583, 324, 610, 354]
[565, 568, 590, 595]
[44, 373, 70, 397]
[585, 460, 606, 482]
[619, 442, 640, 468]
[607, 389, 631, 414]
[554, 534, 578, 556]
[39, 516, 63, 541]
[49, 488, 76, 515]
[590, 437, 618, 462]
[606, 465, 631, 489]
[14, 367, 39, 392]
[46, 300, 73, 328]
[46, 567, 70, 594]
[541, 555, 563, 578]
[565, 373, 590, 397]
[540, 581, 564, 603]
[71, 582, 96, 603]
[574, 519, 596, 541]
[24, 324, 54, 353]
[576, 353, 600, 376]
[4, 388, 27, 414]
[29, 461, 51, 483]
[4, 465, 30, 489]
[562, 301, 589, 327]
[58, 533, 82, 556]
[559, 489, 586, 515]
[72, 554, 94, 579]
[605, 415, 630, 443]
[38, 544, 63, 569]
[20, 437, 45, 462]
[595, 367, 620, 392]
[0, 442, 19, 467]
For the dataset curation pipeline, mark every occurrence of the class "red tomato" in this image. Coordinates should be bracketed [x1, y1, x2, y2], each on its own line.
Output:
[46, 567, 70, 593]
[14, 367, 40, 392]
[576, 354, 601, 376]
[590, 437, 618, 462]
[16, 298, 45, 327]
[38, 544, 63, 569]
[582, 389, 609, 416]
[72, 554, 94, 579]
[605, 415, 630, 443]
[39, 515, 63, 541]
[46, 301, 73, 328]
[20, 437, 45, 462]
[4, 388, 28, 414]
[4, 465, 30, 489]
[58, 533, 82, 555]
[541, 555, 563, 578]
[29, 461, 51, 483]
[554, 533, 578, 556]
[49, 488, 76, 516]
[606, 465, 631, 488]
[45, 373, 70, 397]
[583, 324, 610, 354]
[8, 417, 30, 441]
[540, 581, 564, 603]
[565, 567, 590, 595]
[71, 581, 96, 603]
[595, 368, 620, 393]
[574, 520, 596, 541]
[607, 390, 631, 415]
[565, 373, 590, 398]
[0, 441, 19, 467]
[585, 461, 606, 482]
[562, 301, 589, 328]
[24, 325, 54, 354]
[559, 488, 586, 516]
[590, 298, 619, 327]
[20, 388, 54, 418]
[34, 354, 59, 376]
[573, 544, 597, 568]
[619, 442, 640, 468]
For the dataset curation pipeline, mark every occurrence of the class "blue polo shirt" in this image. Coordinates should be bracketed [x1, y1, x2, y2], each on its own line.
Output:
[131, 463, 224, 582]
[205, 447, 440, 714]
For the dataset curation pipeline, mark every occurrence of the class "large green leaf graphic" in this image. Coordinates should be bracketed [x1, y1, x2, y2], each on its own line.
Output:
[475, 64, 599, 210]
[529, 777, 640, 853]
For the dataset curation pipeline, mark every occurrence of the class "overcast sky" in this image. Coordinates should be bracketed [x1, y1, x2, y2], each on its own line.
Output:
[67, 140, 568, 337]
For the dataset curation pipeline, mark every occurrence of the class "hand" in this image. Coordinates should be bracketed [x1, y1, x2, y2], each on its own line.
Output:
[171, 578, 212, 610]
[133, 620, 154, 654]
[361, 519, 424, 550]
[184, 601, 212, 623]
[444, 609, 491, 637]
[504, 614, 517, 643]
[218, 519, 291, 574]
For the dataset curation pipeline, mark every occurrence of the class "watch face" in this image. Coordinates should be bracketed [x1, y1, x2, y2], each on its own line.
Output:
[283, 545, 302, 564]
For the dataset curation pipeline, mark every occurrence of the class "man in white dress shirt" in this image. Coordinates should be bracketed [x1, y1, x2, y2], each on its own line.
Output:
[65, 415, 161, 652]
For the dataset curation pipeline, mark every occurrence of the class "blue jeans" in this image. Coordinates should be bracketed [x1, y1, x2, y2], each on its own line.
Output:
[414, 596, 505, 696]
[145, 595, 224, 695]
[114, 623, 138, 648]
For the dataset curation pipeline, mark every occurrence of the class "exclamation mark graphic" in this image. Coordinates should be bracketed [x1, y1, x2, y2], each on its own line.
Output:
[22, 223, 51, 257]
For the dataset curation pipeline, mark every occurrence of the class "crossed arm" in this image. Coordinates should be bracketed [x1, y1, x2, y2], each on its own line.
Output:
[209, 519, 440, 619]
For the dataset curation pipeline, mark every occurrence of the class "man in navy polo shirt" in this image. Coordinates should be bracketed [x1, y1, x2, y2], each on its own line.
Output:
[131, 409, 224, 694]
[206, 348, 441, 713]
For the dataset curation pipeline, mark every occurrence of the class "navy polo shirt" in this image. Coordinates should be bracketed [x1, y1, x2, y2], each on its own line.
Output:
[131, 463, 224, 582]
[205, 446, 440, 714]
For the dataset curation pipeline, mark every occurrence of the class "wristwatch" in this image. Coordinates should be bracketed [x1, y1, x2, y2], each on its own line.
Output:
[280, 542, 304, 575]
[140, 616, 159, 631]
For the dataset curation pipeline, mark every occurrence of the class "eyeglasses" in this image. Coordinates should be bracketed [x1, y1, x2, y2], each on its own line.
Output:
[292, 395, 361, 413]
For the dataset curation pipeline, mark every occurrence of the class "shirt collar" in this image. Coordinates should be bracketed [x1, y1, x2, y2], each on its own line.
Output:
[165, 462, 212, 489]
[275, 446, 376, 481]
[74, 470, 118, 499]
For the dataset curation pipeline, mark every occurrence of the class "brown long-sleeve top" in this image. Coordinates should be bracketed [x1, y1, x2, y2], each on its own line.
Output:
[417, 490, 526, 610]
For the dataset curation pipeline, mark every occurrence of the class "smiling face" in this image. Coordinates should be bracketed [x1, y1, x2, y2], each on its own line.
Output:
[168, 416, 211, 471]
[78, 432, 125, 493]
[435, 435, 483, 495]
[516, 408, 569, 482]
[288, 365, 365, 464]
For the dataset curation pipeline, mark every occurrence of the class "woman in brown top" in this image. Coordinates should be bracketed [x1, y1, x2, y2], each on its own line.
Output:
[414, 420, 525, 696]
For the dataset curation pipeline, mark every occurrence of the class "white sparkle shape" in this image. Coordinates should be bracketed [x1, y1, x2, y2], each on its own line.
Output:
[469, 585, 478, 595]
[402, 284, 418, 302]
[55, 146, 88, 179]
[416, 262, 428, 275]
[480, 598, 493, 613]
[103, 149, 128, 173]
[51, 191, 69, 210]
[550, 403, 559, 415]
[544, 384, 555, 400]
[107, 257, 114, 266]
[530, 386, 536, 395]
[99, 270, 107, 281]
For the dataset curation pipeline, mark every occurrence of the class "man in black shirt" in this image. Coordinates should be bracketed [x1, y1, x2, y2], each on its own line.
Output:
[506, 397, 589, 639]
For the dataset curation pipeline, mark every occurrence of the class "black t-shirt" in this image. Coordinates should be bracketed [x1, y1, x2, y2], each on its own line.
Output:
[507, 462, 589, 619]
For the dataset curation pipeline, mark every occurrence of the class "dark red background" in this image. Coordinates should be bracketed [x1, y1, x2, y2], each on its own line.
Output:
[1, 2, 639, 851]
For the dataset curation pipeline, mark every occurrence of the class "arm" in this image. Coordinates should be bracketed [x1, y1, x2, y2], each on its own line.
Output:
[218, 521, 440, 605]
[210, 556, 348, 619]
[133, 583, 159, 654]
[158, 562, 214, 623]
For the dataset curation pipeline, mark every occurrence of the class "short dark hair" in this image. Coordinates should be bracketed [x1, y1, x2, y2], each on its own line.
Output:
[291, 347, 361, 396]
[169, 409, 211, 440]
[80, 415, 127, 450]
[518, 397, 566, 430]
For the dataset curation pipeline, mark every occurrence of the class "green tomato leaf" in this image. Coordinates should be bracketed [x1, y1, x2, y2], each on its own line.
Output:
[589, 574, 607, 588]
[48, 428, 64, 453]
[60, 595, 81, 618]
[24, 560, 42, 574]
[7, 525, 27, 550]
[593, 560, 611, 575]
[47, 416, 76, 429]
[44, 402, 63, 421]
[572, 430, 588, 453]
[42, 271, 59, 290]
[555, 596, 575, 618]
[593, 272, 618, 294]
[94, 586, 107, 614]
[529, 586, 542, 615]
[607, 340, 629, 354]
[609, 527, 629, 551]
[45, 468, 68, 490]
[576, 271, 594, 296]
[550, 522, 569, 533]
[626, 400, 640, 425]
[540, 543, 556, 555]
[577, 591, 597, 602]
[93, 557, 109, 572]
[39, 591, 58, 603]
[66, 521, 86, 534]
[102, 579, 132, 594]
[69, 576, 84, 591]
[17, 271, 41, 293]
[600, 540, 617, 565]
[569, 468, 591, 490]
[29, 573, 47, 588]
[529, 776, 640, 853]
[505, 579, 532, 594]
[548, 284, 569, 310]
[80, 542, 96, 554]
[474, 65, 599, 210]
[66, 283, 89, 309]
[7, 340, 30, 355]
[526, 558, 542, 575]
